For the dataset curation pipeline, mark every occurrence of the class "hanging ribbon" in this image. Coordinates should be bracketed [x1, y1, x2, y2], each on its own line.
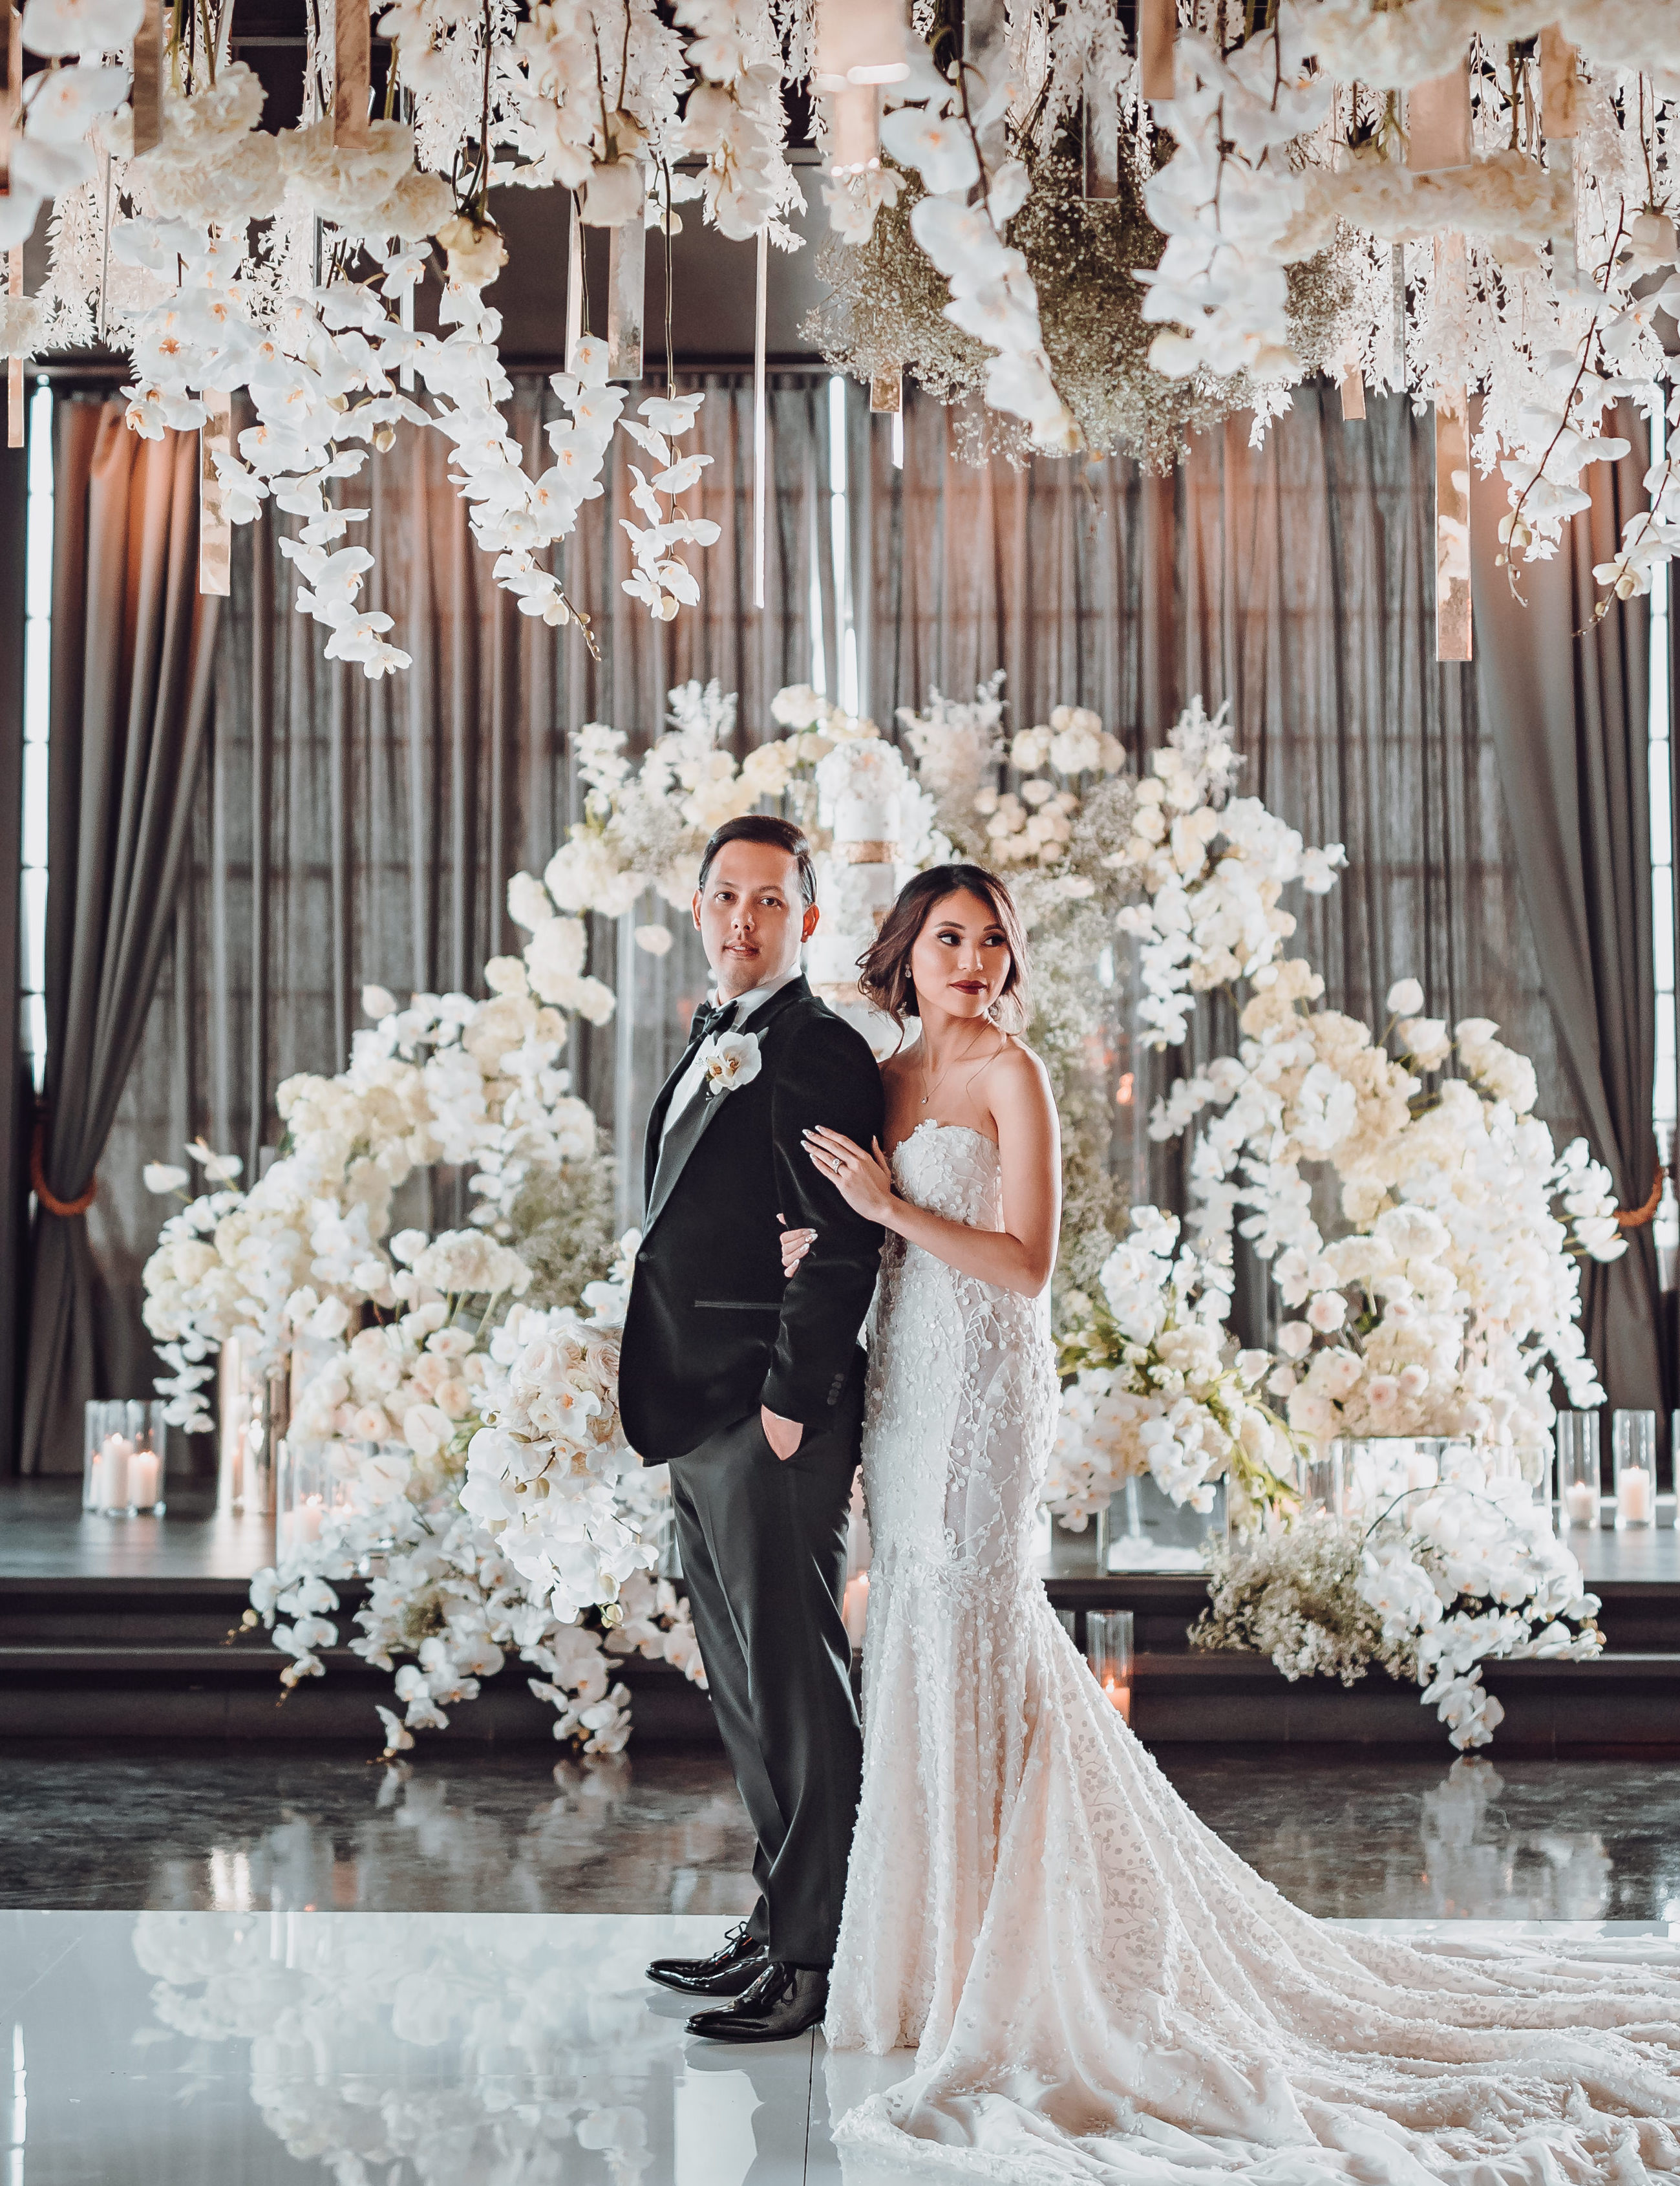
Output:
[1138, 0, 1175, 103]
[1540, 25, 1579, 140]
[131, 0, 164, 155]
[333, 0, 370, 144]
[1338, 370, 1366, 422]
[1081, 73, 1118, 198]
[606, 208, 644, 382]
[564, 192, 583, 374]
[752, 224, 767, 612]
[200, 388, 232, 596]
[1434, 379, 1472, 661]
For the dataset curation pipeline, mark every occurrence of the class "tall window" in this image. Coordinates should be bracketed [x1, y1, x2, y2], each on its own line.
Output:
[21, 377, 52, 1092]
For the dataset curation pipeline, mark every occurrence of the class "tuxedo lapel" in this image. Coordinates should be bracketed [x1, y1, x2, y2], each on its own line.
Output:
[643, 1043, 699, 1212]
[641, 977, 809, 1241]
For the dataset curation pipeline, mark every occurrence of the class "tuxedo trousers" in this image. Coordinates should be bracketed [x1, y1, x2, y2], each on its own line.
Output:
[667, 1384, 863, 1968]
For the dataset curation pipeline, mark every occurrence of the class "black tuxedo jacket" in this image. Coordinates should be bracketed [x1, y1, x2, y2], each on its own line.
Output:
[619, 976, 886, 1464]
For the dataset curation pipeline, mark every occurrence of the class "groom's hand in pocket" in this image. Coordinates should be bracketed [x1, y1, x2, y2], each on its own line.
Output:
[761, 1405, 804, 1461]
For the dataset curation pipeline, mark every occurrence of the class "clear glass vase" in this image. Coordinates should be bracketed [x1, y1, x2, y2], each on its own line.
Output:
[1084, 1609, 1134, 1723]
[1611, 1410, 1657, 1532]
[1555, 1411, 1601, 1531]
[83, 1401, 167, 1515]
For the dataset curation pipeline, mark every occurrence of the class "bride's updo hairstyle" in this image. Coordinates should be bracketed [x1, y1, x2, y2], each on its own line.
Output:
[857, 864, 1030, 1033]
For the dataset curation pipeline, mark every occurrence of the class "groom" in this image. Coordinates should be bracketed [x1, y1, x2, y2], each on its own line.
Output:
[620, 813, 885, 2044]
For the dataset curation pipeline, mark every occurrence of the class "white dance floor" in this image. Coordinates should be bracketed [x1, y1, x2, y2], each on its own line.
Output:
[6, 1911, 1677, 2183]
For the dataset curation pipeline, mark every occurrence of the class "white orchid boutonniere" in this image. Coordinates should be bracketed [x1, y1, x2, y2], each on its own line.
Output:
[699, 1029, 763, 1098]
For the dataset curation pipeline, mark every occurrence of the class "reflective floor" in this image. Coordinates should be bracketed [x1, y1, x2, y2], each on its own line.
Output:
[10, 1907, 1680, 2185]
[5, 1742, 1680, 1924]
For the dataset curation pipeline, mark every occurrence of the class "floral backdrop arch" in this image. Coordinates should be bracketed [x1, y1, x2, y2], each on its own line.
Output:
[137, 673, 1625, 1756]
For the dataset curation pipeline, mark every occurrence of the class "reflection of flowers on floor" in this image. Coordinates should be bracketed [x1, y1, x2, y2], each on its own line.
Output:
[133, 1907, 728, 2183]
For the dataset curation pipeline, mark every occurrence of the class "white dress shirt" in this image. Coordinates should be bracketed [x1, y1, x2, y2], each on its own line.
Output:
[658, 961, 803, 1150]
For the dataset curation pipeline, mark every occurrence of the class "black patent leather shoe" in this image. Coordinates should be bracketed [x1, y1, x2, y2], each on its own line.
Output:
[686, 1961, 828, 2043]
[646, 1922, 770, 1998]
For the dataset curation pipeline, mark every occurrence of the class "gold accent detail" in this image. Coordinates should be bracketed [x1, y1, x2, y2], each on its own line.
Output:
[833, 840, 897, 864]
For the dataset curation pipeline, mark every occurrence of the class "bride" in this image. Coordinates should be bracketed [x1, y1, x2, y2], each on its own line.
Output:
[785, 861, 1680, 2185]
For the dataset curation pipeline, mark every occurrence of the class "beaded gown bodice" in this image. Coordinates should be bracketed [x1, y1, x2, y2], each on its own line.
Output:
[824, 1124, 1680, 2185]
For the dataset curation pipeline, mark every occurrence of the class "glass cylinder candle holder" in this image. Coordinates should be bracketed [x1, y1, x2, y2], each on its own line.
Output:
[1556, 1411, 1601, 1531]
[1299, 1447, 1344, 1521]
[83, 1401, 167, 1514]
[275, 1434, 333, 1552]
[1612, 1410, 1657, 1531]
[1085, 1609, 1134, 1723]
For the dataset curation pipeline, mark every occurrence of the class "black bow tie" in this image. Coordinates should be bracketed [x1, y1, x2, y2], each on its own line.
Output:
[688, 998, 739, 1045]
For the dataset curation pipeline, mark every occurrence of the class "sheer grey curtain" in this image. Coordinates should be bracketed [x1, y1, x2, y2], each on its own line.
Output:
[1471, 415, 1664, 1429]
[83, 371, 838, 1465]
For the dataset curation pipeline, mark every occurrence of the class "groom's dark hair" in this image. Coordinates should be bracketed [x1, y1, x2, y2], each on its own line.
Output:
[697, 814, 818, 908]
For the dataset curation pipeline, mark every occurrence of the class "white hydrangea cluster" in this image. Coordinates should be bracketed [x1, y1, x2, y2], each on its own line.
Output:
[1111, 701, 1345, 1048]
[1045, 1208, 1290, 1529]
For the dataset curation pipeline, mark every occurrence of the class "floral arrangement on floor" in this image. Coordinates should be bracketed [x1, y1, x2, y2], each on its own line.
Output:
[1192, 1451, 1604, 1749]
[6, 1, 1672, 668]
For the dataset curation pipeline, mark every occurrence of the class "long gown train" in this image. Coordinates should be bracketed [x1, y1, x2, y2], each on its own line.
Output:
[825, 1120, 1680, 2185]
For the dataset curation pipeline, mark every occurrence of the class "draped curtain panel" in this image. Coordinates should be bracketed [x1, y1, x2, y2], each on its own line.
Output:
[1471, 416, 1664, 1428]
[0, 432, 29, 1475]
[21, 398, 219, 1473]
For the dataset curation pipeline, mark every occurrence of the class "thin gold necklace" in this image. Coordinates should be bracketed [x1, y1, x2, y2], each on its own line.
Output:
[919, 1025, 998, 1108]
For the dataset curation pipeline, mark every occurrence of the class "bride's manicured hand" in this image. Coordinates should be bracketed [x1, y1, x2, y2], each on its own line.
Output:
[776, 1213, 817, 1276]
[802, 1126, 896, 1222]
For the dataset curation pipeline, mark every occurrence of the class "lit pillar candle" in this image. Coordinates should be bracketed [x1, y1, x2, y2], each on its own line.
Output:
[1617, 1466, 1654, 1526]
[96, 1435, 132, 1509]
[842, 1572, 869, 1649]
[1405, 1449, 1439, 1492]
[1563, 1480, 1597, 1528]
[296, 1494, 325, 1544]
[1101, 1674, 1131, 1724]
[129, 1449, 160, 1509]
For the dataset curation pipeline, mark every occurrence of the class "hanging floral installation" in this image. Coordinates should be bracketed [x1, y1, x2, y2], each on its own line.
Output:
[142, 674, 1628, 1752]
[5, 0, 1674, 656]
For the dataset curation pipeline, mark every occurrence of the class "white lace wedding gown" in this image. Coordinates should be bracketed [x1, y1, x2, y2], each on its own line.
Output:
[825, 1120, 1680, 2185]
